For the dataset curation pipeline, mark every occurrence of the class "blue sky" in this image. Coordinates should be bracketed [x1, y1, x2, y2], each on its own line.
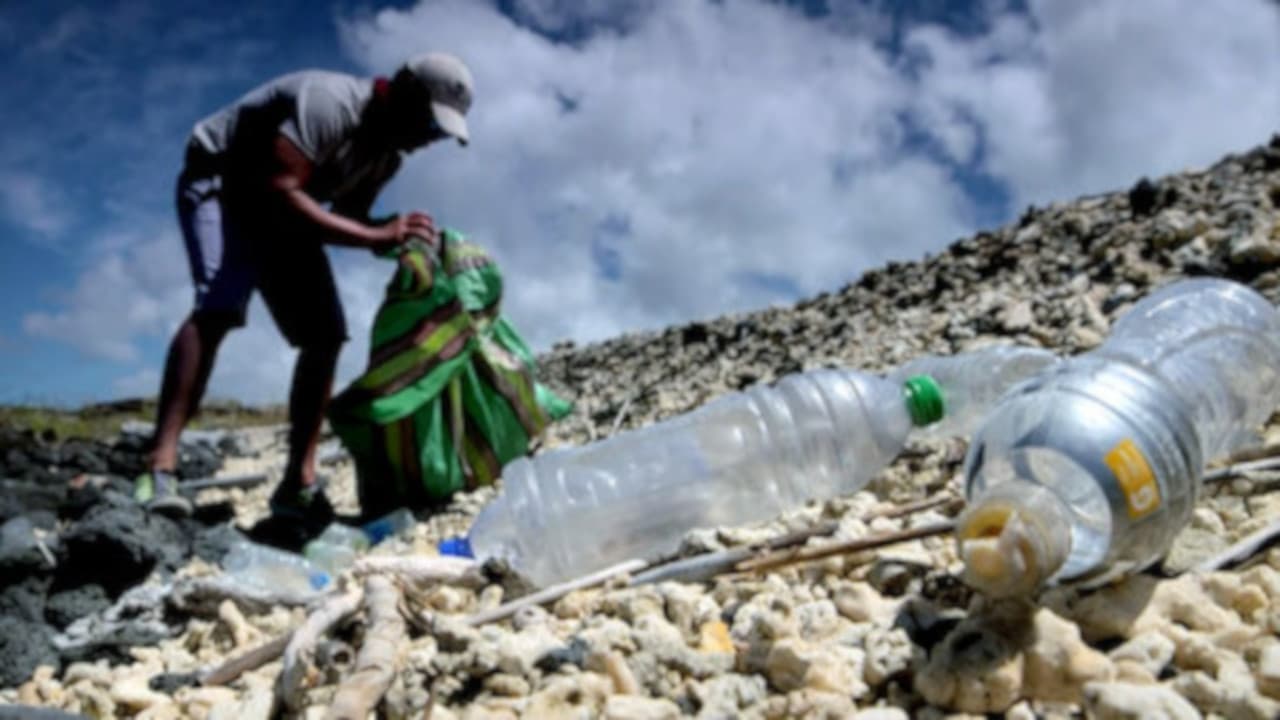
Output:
[1, 0, 1278, 406]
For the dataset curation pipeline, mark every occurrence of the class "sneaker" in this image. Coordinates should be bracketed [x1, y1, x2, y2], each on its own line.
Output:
[134, 470, 194, 518]
[269, 476, 335, 522]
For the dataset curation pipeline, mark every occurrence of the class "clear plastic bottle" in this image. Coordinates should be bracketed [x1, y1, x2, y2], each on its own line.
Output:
[956, 278, 1280, 597]
[361, 508, 416, 545]
[303, 524, 369, 574]
[223, 539, 332, 596]
[303, 509, 417, 574]
[440, 347, 1055, 588]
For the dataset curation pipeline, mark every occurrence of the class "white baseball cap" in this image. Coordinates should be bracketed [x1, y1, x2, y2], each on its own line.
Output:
[403, 52, 474, 145]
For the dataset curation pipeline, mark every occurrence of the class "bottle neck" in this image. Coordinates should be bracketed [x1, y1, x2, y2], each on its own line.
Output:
[956, 481, 1072, 598]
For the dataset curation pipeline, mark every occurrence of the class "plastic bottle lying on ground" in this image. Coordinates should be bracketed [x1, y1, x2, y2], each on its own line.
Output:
[223, 539, 332, 596]
[956, 277, 1280, 597]
[304, 508, 417, 574]
[438, 345, 1056, 587]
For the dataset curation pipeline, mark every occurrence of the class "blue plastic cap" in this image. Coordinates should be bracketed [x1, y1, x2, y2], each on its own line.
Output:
[309, 571, 332, 590]
[437, 536, 474, 558]
[364, 519, 393, 545]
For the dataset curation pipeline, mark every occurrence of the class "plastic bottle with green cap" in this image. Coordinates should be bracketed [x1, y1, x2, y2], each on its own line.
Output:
[438, 348, 1053, 588]
[955, 278, 1280, 599]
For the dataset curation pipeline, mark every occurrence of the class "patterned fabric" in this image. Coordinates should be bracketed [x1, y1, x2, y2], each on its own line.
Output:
[328, 229, 572, 514]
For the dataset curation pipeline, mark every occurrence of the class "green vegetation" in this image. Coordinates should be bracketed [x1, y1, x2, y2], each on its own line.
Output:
[0, 398, 288, 442]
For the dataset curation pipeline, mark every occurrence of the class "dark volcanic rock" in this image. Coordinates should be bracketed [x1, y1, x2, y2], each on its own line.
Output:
[60, 495, 190, 595]
[58, 439, 108, 475]
[0, 516, 56, 574]
[106, 433, 222, 481]
[0, 480, 65, 525]
[0, 574, 53, 625]
[44, 584, 111, 630]
[0, 616, 59, 687]
[185, 520, 240, 565]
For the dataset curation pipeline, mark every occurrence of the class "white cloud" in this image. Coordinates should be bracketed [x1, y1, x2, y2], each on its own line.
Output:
[22, 230, 188, 362]
[0, 171, 71, 242]
[905, 0, 1280, 207]
[18, 0, 1280, 405]
[111, 366, 159, 398]
[337, 0, 980, 351]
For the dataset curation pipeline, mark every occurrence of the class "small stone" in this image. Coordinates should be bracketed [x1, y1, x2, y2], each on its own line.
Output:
[914, 613, 1025, 714]
[863, 627, 918, 687]
[852, 709, 909, 720]
[697, 620, 734, 655]
[1256, 641, 1280, 699]
[587, 650, 640, 695]
[602, 695, 681, 720]
[1162, 520, 1228, 571]
[833, 582, 899, 625]
[764, 638, 867, 697]
[1230, 227, 1280, 267]
[523, 673, 612, 718]
[868, 559, 929, 597]
[1108, 632, 1175, 679]
[689, 673, 768, 717]
[495, 625, 563, 676]
[483, 673, 531, 698]
[999, 300, 1035, 332]
[1082, 681, 1200, 720]
[1022, 609, 1115, 703]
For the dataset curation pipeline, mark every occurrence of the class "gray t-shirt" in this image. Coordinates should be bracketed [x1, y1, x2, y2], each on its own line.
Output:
[190, 70, 400, 204]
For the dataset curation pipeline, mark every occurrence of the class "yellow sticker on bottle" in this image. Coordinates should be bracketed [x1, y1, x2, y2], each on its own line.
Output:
[1105, 438, 1160, 519]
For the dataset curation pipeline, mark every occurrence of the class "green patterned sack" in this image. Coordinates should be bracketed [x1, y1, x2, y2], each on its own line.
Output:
[327, 229, 573, 515]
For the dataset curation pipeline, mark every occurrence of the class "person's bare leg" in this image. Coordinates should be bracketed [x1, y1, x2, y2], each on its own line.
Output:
[281, 342, 342, 491]
[148, 313, 231, 472]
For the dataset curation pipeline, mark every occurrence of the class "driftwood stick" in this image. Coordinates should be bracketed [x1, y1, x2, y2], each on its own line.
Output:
[201, 633, 292, 686]
[1203, 456, 1280, 483]
[873, 494, 963, 519]
[630, 547, 756, 586]
[736, 520, 956, 574]
[278, 586, 365, 712]
[1192, 517, 1280, 573]
[632, 495, 962, 585]
[1210, 442, 1280, 467]
[465, 559, 648, 626]
[352, 555, 481, 587]
[325, 576, 406, 720]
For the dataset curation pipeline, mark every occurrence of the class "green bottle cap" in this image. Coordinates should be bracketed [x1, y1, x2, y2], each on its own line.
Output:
[903, 375, 945, 426]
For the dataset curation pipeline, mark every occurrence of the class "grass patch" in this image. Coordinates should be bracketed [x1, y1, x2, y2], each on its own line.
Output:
[0, 397, 288, 442]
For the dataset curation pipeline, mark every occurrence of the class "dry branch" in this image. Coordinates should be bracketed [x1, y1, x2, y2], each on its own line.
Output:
[1203, 456, 1280, 483]
[735, 520, 956, 574]
[1192, 517, 1280, 573]
[465, 559, 647, 626]
[325, 575, 406, 720]
[353, 555, 481, 587]
[632, 495, 962, 585]
[201, 634, 292, 687]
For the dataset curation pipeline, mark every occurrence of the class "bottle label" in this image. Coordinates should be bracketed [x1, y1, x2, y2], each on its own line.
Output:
[1105, 438, 1160, 519]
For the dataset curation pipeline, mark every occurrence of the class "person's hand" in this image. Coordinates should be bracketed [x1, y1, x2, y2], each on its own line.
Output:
[373, 212, 436, 249]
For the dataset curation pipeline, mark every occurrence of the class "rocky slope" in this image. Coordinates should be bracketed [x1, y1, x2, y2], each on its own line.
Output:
[1, 134, 1279, 719]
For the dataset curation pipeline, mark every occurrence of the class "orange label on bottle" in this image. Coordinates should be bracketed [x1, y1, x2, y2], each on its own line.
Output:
[1105, 438, 1160, 519]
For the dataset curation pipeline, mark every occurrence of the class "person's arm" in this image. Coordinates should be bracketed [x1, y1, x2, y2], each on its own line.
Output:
[331, 155, 398, 224]
[268, 134, 431, 248]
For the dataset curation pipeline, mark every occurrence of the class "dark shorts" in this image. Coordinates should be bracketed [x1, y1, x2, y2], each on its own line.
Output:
[177, 169, 348, 348]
